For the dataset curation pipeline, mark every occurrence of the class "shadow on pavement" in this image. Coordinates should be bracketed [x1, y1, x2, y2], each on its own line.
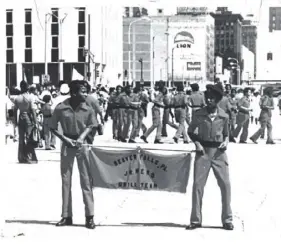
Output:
[5, 220, 84, 227]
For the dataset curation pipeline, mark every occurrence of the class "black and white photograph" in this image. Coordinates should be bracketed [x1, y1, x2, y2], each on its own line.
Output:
[1, 0, 281, 247]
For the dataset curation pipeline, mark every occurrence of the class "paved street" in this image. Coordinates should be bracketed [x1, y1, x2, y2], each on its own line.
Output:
[2, 105, 281, 247]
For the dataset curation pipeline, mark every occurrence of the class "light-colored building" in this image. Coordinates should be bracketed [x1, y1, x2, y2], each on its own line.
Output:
[6, 0, 123, 88]
[241, 45, 255, 82]
[123, 8, 215, 87]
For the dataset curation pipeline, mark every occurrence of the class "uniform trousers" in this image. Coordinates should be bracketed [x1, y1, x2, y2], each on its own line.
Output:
[174, 108, 188, 141]
[144, 106, 162, 140]
[191, 147, 232, 225]
[60, 143, 94, 217]
[233, 113, 250, 142]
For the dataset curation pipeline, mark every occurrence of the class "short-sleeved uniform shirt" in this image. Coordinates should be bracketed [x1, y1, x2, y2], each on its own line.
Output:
[49, 99, 97, 136]
[188, 107, 229, 143]
[237, 96, 251, 114]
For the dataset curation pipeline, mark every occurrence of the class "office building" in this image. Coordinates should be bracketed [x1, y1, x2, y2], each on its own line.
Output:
[269, 7, 281, 32]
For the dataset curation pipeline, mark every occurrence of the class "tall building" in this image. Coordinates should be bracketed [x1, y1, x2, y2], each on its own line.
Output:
[269, 7, 281, 32]
[210, 7, 243, 85]
[123, 7, 148, 18]
[5, 2, 123, 89]
[242, 19, 257, 78]
[123, 6, 215, 87]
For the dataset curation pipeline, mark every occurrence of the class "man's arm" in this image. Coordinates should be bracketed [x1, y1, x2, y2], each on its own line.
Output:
[238, 98, 251, 112]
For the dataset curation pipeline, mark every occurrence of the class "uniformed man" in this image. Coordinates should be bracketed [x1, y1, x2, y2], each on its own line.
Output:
[172, 84, 189, 144]
[117, 87, 127, 142]
[141, 82, 165, 144]
[228, 89, 238, 142]
[49, 80, 97, 229]
[162, 87, 178, 137]
[186, 83, 234, 231]
[135, 85, 148, 138]
[188, 83, 205, 120]
[233, 88, 252, 143]
[250, 87, 275, 144]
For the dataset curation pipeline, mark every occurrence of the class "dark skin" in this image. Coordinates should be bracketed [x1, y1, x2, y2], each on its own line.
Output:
[193, 91, 229, 155]
[51, 86, 93, 148]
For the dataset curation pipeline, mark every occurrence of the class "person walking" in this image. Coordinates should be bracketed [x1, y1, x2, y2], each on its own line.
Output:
[172, 84, 189, 144]
[141, 82, 165, 144]
[250, 87, 275, 144]
[186, 83, 233, 231]
[232, 88, 252, 143]
[49, 80, 97, 229]
[188, 83, 205, 120]
[136, 85, 149, 138]
[13, 81, 38, 164]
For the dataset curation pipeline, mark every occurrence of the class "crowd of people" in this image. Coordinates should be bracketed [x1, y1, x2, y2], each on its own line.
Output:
[5, 78, 281, 230]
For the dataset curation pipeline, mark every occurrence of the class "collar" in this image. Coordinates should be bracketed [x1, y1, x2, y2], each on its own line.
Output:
[59, 98, 89, 111]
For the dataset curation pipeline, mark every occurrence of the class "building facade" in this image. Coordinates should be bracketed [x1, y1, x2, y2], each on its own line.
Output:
[241, 45, 255, 83]
[242, 19, 257, 78]
[269, 7, 281, 32]
[123, 7, 215, 87]
[211, 7, 243, 85]
[5, 1, 123, 89]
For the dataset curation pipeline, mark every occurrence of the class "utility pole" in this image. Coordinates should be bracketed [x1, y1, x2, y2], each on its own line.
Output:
[44, 14, 48, 76]
[139, 58, 143, 83]
[87, 14, 91, 82]
[165, 17, 169, 87]
[171, 47, 174, 87]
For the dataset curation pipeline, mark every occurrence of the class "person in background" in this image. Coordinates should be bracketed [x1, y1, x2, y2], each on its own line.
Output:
[250, 87, 275, 145]
[141, 82, 165, 144]
[251, 91, 261, 125]
[277, 93, 281, 115]
[136, 84, 149, 138]
[228, 89, 238, 142]
[13, 81, 38, 164]
[5, 87, 14, 144]
[188, 83, 205, 120]
[104, 87, 115, 122]
[41, 95, 56, 150]
[233, 88, 252, 143]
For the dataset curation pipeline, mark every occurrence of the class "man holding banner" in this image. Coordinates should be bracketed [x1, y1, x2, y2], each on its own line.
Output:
[186, 83, 234, 231]
[50, 80, 97, 229]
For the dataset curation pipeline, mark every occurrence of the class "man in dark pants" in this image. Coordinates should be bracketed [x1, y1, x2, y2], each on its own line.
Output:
[233, 88, 252, 143]
[250, 87, 275, 144]
[50, 80, 97, 229]
[186, 84, 234, 231]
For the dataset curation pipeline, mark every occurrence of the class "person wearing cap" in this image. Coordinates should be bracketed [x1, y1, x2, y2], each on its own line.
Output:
[141, 82, 165, 144]
[161, 87, 178, 137]
[49, 80, 97, 229]
[136, 85, 149, 138]
[250, 87, 275, 144]
[13, 81, 39, 164]
[172, 84, 189, 143]
[233, 88, 252, 143]
[186, 83, 233, 231]
[119, 85, 140, 143]
[188, 83, 205, 120]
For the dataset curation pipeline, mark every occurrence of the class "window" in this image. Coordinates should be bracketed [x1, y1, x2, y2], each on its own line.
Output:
[78, 48, 85, 62]
[79, 36, 85, 48]
[267, 52, 273, 60]
[51, 48, 59, 62]
[78, 23, 86, 35]
[7, 37, 13, 49]
[25, 49, 32, 62]
[52, 9, 59, 23]
[273, 16, 276, 21]
[6, 11, 12, 24]
[79, 10, 85, 23]
[6, 49, 13, 63]
[52, 36, 58, 48]
[25, 11, 32, 23]
[25, 37, 32, 48]
[51, 24, 59, 35]
[6, 25, 13, 36]
[25, 24, 32, 36]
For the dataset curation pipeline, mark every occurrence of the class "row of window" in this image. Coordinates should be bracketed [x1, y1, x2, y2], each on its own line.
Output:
[7, 9, 32, 24]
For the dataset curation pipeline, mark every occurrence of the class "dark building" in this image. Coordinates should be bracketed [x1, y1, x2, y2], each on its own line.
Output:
[269, 7, 281, 32]
[242, 19, 257, 78]
[211, 7, 243, 84]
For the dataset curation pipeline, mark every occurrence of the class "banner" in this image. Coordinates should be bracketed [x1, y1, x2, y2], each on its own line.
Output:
[88, 147, 192, 193]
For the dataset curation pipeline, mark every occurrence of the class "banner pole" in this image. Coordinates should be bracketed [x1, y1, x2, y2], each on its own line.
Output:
[84, 144, 196, 153]
[136, 147, 141, 190]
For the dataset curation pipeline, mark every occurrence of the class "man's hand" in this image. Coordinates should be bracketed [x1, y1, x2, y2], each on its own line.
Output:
[75, 137, 85, 148]
[195, 142, 205, 155]
[63, 137, 77, 148]
[218, 141, 228, 151]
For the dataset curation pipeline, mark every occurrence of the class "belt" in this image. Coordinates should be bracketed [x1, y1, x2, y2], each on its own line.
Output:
[63, 133, 80, 140]
[63, 133, 93, 145]
[174, 105, 186, 109]
[200, 141, 222, 148]
[153, 104, 163, 108]
[43, 115, 52, 118]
